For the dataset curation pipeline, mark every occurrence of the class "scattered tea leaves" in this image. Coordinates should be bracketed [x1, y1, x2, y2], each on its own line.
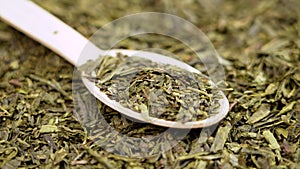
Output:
[0, 0, 299, 168]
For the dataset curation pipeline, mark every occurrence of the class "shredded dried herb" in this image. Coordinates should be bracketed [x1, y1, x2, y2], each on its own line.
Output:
[86, 54, 221, 122]
[0, 0, 299, 168]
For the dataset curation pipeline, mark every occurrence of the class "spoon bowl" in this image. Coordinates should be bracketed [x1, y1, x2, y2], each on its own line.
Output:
[82, 49, 229, 128]
[0, 0, 229, 128]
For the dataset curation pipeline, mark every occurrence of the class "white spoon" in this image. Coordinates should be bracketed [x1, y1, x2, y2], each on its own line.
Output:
[0, 0, 229, 128]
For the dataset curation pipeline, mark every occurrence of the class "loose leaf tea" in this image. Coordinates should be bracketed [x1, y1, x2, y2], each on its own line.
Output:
[0, 0, 299, 168]
[86, 53, 221, 122]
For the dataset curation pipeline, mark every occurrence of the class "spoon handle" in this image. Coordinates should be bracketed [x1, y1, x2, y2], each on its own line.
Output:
[0, 0, 103, 66]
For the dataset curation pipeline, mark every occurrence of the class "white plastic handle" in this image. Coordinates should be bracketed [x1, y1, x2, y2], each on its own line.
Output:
[0, 0, 104, 66]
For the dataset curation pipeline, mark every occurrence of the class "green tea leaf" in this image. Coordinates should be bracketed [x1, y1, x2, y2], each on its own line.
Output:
[263, 130, 281, 150]
[247, 104, 271, 124]
[39, 125, 60, 133]
[210, 123, 232, 153]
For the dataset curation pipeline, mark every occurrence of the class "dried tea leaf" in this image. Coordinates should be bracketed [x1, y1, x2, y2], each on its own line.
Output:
[39, 125, 60, 133]
[139, 104, 150, 121]
[247, 104, 271, 124]
[54, 148, 68, 165]
[277, 101, 297, 117]
[226, 142, 241, 153]
[263, 130, 281, 150]
[210, 123, 232, 153]
[261, 39, 289, 53]
[275, 128, 289, 139]
[264, 83, 278, 95]
[1, 159, 21, 169]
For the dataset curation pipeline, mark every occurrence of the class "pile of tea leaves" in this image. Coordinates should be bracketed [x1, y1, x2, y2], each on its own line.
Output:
[0, 0, 299, 168]
[87, 53, 221, 122]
